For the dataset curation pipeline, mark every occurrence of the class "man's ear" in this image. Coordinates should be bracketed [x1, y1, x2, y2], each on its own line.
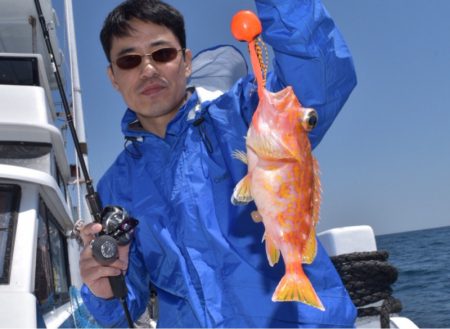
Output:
[107, 65, 120, 90]
[184, 49, 193, 78]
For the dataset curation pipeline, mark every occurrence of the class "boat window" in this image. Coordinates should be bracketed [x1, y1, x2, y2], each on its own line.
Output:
[0, 142, 52, 174]
[0, 56, 40, 86]
[48, 220, 69, 296]
[35, 198, 70, 313]
[0, 184, 21, 284]
[35, 208, 54, 302]
[0, 142, 67, 198]
[55, 161, 67, 200]
[0, 142, 52, 159]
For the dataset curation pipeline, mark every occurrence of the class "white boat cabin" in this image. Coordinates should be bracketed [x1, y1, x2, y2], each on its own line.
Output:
[0, 1, 81, 326]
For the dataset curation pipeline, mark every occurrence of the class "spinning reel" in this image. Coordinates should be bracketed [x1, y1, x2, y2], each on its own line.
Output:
[91, 206, 139, 265]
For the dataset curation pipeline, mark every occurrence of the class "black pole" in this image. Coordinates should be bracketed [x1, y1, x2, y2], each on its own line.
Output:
[33, 0, 102, 223]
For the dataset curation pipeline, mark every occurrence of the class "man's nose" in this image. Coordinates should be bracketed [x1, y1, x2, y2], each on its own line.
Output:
[140, 56, 158, 78]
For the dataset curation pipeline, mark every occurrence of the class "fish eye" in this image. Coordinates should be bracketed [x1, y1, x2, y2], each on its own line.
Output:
[301, 108, 318, 131]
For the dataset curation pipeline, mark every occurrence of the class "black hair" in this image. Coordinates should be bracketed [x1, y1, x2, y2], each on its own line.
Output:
[100, 0, 186, 62]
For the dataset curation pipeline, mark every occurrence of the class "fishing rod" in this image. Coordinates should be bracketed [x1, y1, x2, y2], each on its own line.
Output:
[33, 0, 137, 327]
[33, 0, 100, 221]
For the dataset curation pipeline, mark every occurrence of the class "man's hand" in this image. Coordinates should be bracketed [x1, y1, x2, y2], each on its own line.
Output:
[79, 222, 130, 299]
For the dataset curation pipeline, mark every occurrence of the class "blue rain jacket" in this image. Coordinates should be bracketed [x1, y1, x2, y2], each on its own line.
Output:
[81, 0, 357, 327]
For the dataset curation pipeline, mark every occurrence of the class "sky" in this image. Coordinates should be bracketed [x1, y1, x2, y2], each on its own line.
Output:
[60, 0, 450, 235]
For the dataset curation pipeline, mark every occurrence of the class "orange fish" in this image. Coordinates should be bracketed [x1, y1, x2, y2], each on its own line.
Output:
[231, 10, 324, 310]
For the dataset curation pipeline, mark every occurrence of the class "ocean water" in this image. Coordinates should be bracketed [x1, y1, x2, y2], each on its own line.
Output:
[376, 226, 450, 328]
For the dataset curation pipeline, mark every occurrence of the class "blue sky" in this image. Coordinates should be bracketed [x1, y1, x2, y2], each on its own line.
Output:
[66, 0, 450, 235]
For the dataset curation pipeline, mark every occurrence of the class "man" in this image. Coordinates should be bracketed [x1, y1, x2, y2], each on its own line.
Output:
[79, 0, 357, 327]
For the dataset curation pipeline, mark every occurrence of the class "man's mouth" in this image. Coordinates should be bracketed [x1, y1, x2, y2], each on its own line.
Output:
[140, 83, 166, 96]
[141, 85, 164, 96]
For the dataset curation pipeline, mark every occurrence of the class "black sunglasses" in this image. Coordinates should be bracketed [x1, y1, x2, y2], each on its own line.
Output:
[114, 47, 185, 70]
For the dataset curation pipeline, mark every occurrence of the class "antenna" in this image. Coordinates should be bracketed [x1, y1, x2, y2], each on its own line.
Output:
[64, 0, 90, 223]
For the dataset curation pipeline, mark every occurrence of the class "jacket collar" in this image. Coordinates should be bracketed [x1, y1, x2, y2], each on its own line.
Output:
[121, 87, 200, 139]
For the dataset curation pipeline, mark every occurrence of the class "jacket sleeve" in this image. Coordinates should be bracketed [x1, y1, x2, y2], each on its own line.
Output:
[254, 0, 357, 148]
[80, 163, 150, 327]
[80, 241, 150, 328]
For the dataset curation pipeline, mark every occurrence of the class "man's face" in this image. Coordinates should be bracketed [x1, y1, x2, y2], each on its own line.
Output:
[107, 19, 192, 135]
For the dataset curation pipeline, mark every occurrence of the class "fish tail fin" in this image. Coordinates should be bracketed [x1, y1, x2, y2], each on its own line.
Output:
[231, 174, 253, 205]
[272, 265, 325, 311]
[302, 227, 317, 264]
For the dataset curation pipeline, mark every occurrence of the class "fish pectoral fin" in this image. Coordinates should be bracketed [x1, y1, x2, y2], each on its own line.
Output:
[251, 134, 288, 161]
[231, 174, 253, 205]
[232, 150, 248, 165]
[264, 233, 280, 267]
[302, 227, 317, 264]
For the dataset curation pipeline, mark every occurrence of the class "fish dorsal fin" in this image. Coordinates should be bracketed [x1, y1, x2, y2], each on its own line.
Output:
[303, 158, 321, 264]
[311, 157, 321, 226]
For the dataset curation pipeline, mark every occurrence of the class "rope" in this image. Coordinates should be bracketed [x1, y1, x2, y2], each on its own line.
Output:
[331, 251, 403, 328]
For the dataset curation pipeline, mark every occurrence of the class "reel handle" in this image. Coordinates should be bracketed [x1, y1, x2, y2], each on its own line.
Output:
[109, 273, 128, 298]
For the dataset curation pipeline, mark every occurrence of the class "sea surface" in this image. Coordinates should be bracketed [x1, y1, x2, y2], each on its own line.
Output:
[376, 225, 450, 328]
